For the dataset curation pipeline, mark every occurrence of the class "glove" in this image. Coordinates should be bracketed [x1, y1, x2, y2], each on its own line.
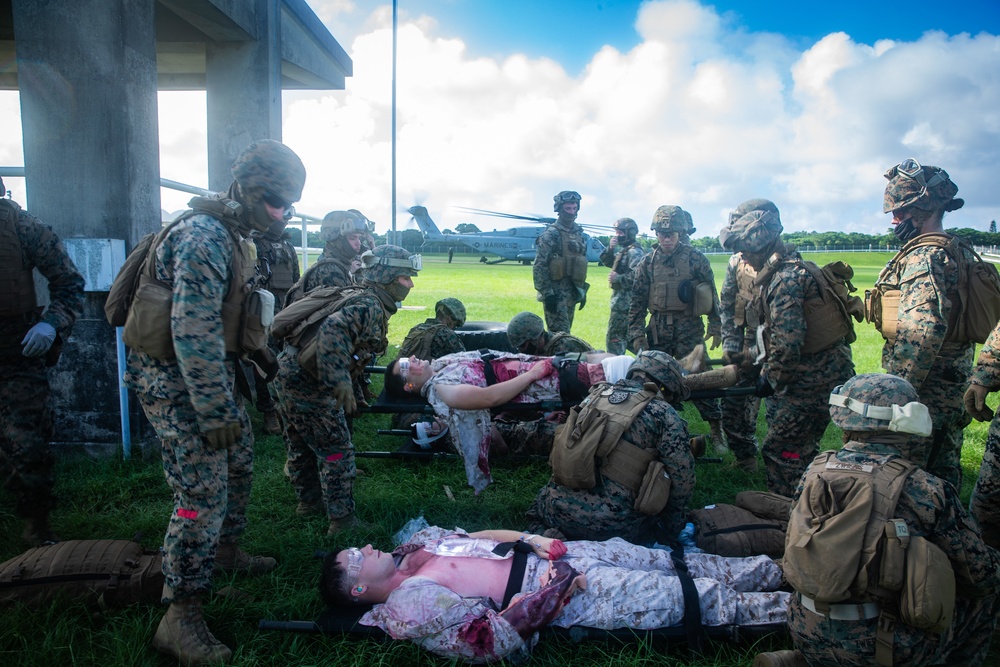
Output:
[577, 283, 589, 311]
[543, 294, 560, 311]
[631, 336, 648, 353]
[21, 322, 56, 357]
[249, 347, 279, 383]
[704, 330, 722, 350]
[332, 381, 358, 416]
[205, 422, 241, 450]
[964, 383, 996, 422]
[577, 295, 586, 311]
[755, 373, 776, 398]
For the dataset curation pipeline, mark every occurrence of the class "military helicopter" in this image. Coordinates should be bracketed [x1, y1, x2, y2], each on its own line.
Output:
[407, 205, 607, 265]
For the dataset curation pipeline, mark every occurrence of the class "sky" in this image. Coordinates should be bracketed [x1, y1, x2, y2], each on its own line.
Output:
[2, 0, 1000, 241]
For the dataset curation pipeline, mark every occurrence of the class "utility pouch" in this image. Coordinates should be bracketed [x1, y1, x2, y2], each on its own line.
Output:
[650, 281, 669, 311]
[633, 461, 671, 515]
[548, 256, 565, 281]
[693, 282, 714, 317]
[550, 406, 606, 490]
[900, 536, 955, 632]
[122, 280, 175, 360]
[867, 288, 900, 341]
[878, 519, 908, 591]
[568, 254, 588, 283]
[241, 289, 274, 352]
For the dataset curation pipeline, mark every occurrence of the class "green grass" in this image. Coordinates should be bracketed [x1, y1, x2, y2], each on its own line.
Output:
[1, 250, 995, 665]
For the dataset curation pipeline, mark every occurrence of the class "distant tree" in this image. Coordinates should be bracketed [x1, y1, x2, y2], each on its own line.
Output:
[455, 223, 481, 234]
[442, 228, 454, 235]
[991, 220, 997, 233]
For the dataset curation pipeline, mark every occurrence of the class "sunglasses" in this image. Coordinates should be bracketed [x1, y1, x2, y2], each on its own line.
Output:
[262, 191, 293, 211]
[345, 547, 364, 592]
[398, 357, 411, 381]
[890, 158, 947, 190]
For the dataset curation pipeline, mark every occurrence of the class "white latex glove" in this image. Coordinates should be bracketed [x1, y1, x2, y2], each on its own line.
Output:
[21, 322, 56, 357]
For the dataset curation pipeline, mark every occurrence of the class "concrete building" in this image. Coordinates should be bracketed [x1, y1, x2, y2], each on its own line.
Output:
[0, 0, 351, 452]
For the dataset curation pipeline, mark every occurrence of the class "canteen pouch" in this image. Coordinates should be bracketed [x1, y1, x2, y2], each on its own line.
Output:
[900, 535, 955, 632]
[633, 461, 671, 515]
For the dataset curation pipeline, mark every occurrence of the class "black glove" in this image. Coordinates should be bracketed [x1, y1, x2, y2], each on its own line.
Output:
[755, 373, 776, 398]
[543, 294, 560, 311]
[250, 347, 279, 383]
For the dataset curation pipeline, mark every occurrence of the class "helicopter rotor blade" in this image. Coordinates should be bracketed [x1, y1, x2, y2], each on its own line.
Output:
[454, 206, 556, 224]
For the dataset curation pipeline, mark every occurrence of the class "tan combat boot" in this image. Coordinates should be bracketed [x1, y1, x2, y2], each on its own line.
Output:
[215, 543, 276, 576]
[151, 597, 232, 665]
[327, 513, 359, 536]
[753, 649, 808, 667]
[737, 456, 759, 473]
[22, 512, 60, 547]
[709, 420, 730, 456]
[262, 410, 282, 435]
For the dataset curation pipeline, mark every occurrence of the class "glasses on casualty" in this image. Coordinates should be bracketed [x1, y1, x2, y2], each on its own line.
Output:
[345, 547, 364, 591]
[398, 357, 411, 381]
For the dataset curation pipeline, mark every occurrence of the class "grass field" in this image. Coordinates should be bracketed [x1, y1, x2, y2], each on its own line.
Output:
[1, 250, 995, 666]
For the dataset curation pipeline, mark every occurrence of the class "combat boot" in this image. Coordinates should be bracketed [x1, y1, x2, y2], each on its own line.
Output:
[215, 543, 276, 576]
[262, 410, 282, 436]
[22, 513, 60, 547]
[328, 513, 359, 536]
[151, 597, 232, 665]
[689, 435, 707, 458]
[737, 457, 759, 473]
[752, 649, 807, 667]
[709, 420, 730, 456]
[296, 501, 323, 517]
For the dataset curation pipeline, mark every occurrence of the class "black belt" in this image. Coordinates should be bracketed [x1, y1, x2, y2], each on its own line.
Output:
[492, 540, 533, 609]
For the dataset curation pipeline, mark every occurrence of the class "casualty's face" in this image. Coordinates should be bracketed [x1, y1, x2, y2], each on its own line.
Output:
[337, 544, 396, 595]
[397, 355, 433, 392]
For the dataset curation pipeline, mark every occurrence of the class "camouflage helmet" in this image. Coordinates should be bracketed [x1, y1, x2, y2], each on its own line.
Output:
[613, 217, 639, 242]
[435, 298, 467, 327]
[719, 199, 783, 253]
[360, 245, 421, 284]
[553, 190, 582, 213]
[627, 350, 690, 402]
[231, 140, 306, 205]
[828, 373, 931, 436]
[883, 159, 963, 214]
[650, 205, 690, 233]
[347, 209, 375, 233]
[507, 311, 545, 351]
[320, 210, 367, 242]
[683, 210, 696, 236]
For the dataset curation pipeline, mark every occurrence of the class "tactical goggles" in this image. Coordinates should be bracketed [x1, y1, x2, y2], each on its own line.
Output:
[398, 357, 410, 381]
[262, 191, 293, 211]
[886, 158, 947, 193]
[345, 547, 364, 593]
[829, 389, 932, 437]
[361, 251, 422, 272]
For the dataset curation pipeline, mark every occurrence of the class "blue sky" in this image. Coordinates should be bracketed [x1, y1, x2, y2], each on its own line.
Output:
[2, 0, 999, 238]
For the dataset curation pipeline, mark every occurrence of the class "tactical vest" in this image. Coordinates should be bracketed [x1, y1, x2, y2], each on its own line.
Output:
[546, 224, 588, 284]
[399, 321, 450, 360]
[755, 254, 854, 356]
[256, 237, 298, 291]
[648, 245, 698, 315]
[550, 381, 672, 515]
[0, 199, 36, 318]
[122, 198, 262, 360]
[271, 285, 388, 381]
[866, 233, 1000, 344]
[732, 255, 758, 329]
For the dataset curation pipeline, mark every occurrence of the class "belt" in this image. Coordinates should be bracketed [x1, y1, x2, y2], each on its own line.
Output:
[800, 594, 881, 621]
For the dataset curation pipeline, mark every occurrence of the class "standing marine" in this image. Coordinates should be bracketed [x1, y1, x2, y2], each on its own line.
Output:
[533, 190, 589, 333]
[628, 204, 725, 450]
[599, 216, 644, 355]
[719, 198, 854, 497]
[124, 139, 305, 664]
[285, 209, 367, 305]
[0, 176, 85, 546]
[963, 318, 1000, 550]
[869, 159, 974, 488]
[272, 245, 419, 536]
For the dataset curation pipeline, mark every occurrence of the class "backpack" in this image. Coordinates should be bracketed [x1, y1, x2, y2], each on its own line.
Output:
[103, 219, 182, 327]
[0, 539, 164, 610]
[689, 491, 791, 558]
[783, 451, 956, 658]
[867, 233, 1000, 344]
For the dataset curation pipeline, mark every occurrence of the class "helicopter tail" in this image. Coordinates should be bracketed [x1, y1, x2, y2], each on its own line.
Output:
[407, 205, 444, 240]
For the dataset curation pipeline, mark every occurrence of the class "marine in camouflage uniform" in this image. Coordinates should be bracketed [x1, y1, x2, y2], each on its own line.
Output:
[272, 245, 419, 535]
[124, 140, 305, 664]
[781, 374, 1000, 667]
[874, 160, 973, 488]
[493, 311, 596, 456]
[718, 204, 768, 471]
[962, 320, 1000, 550]
[720, 199, 854, 497]
[248, 217, 301, 434]
[526, 351, 695, 544]
[628, 205, 724, 447]
[533, 190, 589, 333]
[285, 209, 367, 304]
[599, 217, 645, 354]
[0, 180, 84, 546]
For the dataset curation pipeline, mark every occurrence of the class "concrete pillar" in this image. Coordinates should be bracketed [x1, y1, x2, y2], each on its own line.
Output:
[205, 0, 282, 191]
[13, 0, 161, 451]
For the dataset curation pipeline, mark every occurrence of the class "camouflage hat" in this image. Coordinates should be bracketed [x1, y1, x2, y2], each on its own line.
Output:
[553, 190, 582, 213]
[613, 217, 639, 241]
[883, 159, 963, 213]
[507, 311, 545, 351]
[627, 350, 690, 402]
[320, 210, 367, 242]
[231, 140, 306, 205]
[436, 298, 467, 327]
[719, 199, 782, 253]
[829, 373, 930, 435]
[360, 244, 421, 284]
[650, 205, 690, 233]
